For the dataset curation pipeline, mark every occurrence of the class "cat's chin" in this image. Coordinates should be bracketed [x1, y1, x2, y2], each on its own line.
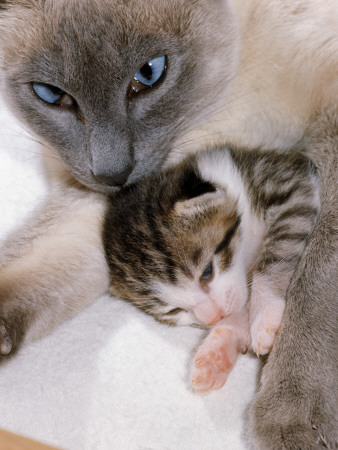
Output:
[68, 172, 128, 195]
[88, 180, 123, 195]
[80, 168, 162, 195]
[68, 176, 121, 195]
[90, 184, 121, 195]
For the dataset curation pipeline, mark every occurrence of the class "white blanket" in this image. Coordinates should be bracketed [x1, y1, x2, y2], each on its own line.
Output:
[0, 98, 258, 450]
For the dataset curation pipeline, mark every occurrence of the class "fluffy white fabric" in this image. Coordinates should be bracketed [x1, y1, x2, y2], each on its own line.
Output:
[0, 98, 258, 450]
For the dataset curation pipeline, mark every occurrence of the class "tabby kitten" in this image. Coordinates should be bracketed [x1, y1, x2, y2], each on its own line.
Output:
[104, 146, 320, 392]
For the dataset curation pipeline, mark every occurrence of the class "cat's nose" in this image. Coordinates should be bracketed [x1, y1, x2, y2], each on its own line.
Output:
[93, 165, 133, 186]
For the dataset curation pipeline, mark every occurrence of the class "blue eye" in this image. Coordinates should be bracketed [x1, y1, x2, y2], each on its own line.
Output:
[201, 262, 213, 281]
[31, 82, 74, 107]
[131, 55, 166, 94]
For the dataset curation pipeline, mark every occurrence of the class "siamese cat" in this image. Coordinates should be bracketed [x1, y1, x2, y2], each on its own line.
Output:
[0, 1, 337, 448]
[103, 146, 320, 393]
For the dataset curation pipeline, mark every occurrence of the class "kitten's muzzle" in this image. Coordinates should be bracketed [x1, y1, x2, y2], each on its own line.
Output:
[193, 302, 224, 326]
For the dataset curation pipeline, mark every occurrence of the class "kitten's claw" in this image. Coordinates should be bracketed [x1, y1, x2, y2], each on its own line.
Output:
[250, 300, 285, 355]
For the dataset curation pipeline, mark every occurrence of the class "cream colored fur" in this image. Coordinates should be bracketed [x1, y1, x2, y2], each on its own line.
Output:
[170, 0, 338, 158]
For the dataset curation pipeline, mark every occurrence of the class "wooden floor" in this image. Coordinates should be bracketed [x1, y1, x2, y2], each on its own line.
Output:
[0, 429, 60, 450]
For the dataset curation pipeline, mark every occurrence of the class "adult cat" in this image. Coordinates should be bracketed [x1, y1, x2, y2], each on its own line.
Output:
[0, 1, 337, 448]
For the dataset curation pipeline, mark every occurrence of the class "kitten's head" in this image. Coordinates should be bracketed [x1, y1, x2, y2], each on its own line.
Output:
[104, 152, 250, 327]
[0, 0, 239, 193]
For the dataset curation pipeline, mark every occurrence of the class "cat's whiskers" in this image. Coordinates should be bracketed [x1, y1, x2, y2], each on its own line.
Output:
[169, 133, 231, 162]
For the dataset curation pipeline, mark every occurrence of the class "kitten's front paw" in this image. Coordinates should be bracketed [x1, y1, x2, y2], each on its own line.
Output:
[250, 300, 284, 355]
[191, 326, 244, 393]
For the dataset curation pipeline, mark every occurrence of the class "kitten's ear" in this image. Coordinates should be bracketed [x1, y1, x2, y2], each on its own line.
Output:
[174, 189, 224, 216]
[173, 168, 223, 215]
[177, 168, 217, 201]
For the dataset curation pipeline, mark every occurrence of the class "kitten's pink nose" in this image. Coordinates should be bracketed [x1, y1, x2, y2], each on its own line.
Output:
[207, 311, 223, 326]
[193, 302, 223, 326]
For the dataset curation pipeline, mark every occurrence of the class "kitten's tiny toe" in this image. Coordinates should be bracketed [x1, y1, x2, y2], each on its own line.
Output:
[252, 323, 279, 355]
[0, 320, 13, 355]
[214, 348, 233, 371]
[250, 300, 285, 356]
[194, 351, 215, 368]
[192, 368, 213, 390]
[192, 366, 228, 393]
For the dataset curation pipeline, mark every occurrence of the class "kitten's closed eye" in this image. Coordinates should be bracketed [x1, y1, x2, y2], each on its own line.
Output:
[31, 82, 75, 108]
[199, 261, 214, 292]
[201, 262, 213, 281]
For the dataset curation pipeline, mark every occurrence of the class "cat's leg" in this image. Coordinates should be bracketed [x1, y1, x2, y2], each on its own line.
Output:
[250, 108, 338, 449]
[0, 185, 110, 360]
[191, 308, 249, 392]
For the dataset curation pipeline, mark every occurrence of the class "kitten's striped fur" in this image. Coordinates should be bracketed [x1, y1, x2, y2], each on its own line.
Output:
[104, 146, 320, 351]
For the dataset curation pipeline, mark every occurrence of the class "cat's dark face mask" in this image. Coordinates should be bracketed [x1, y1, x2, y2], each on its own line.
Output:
[0, 0, 238, 194]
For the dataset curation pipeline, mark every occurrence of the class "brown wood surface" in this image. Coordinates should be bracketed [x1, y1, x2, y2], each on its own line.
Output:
[0, 429, 60, 450]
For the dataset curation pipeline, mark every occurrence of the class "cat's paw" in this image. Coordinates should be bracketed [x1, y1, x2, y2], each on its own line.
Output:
[0, 314, 25, 361]
[191, 326, 243, 393]
[250, 300, 284, 355]
[0, 319, 13, 355]
[250, 320, 338, 450]
[250, 370, 338, 450]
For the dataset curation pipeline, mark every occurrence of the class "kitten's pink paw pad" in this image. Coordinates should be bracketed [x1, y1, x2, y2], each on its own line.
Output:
[191, 327, 238, 393]
[250, 301, 285, 355]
